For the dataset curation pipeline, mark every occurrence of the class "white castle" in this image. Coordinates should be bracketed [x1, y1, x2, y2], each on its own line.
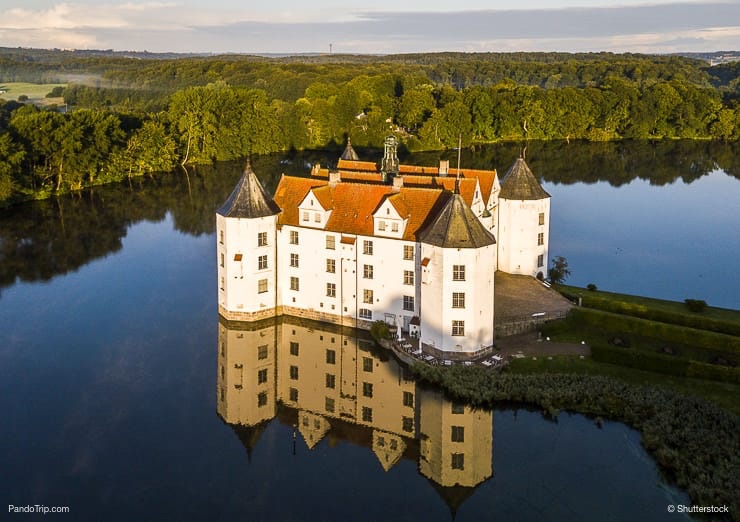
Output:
[217, 137, 550, 360]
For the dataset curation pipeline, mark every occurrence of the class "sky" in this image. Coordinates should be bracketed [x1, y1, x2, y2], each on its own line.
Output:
[0, 0, 738, 55]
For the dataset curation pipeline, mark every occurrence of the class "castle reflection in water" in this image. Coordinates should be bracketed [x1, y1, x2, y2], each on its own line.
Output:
[217, 316, 493, 494]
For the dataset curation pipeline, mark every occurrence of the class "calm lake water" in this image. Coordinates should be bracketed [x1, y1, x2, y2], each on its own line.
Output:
[1, 140, 734, 521]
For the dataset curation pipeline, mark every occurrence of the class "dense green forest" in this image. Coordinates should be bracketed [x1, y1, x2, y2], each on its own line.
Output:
[1, 49, 738, 205]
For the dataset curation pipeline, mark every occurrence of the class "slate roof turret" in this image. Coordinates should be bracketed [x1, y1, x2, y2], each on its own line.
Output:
[340, 137, 360, 161]
[499, 157, 550, 200]
[217, 161, 281, 218]
[417, 192, 496, 249]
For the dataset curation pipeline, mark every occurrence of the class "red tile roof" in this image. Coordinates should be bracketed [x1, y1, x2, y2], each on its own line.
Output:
[336, 159, 378, 171]
[273, 175, 326, 226]
[400, 175, 478, 207]
[273, 175, 450, 241]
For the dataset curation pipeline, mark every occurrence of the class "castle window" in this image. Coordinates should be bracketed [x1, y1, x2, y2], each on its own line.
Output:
[220, 277, 224, 291]
[538, 232, 544, 246]
[302, 211, 309, 222]
[363, 289, 373, 304]
[363, 240, 373, 255]
[362, 357, 373, 372]
[258, 278, 268, 293]
[402, 416, 413, 432]
[453, 265, 466, 281]
[451, 426, 465, 442]
[234, 254, 242, 261]
[258, 232, 267, 247]
[289, 388, 298, 401]
[290, 230, 299, 244]
[290, 342, 299, 356]
[538, 254, 544, 268]
[452, 292, 465, 309]
[403, 270, 414, 285]
[403, 296, 414, 311]
[289, 365, 299, 380]
[403, 391, 414, 407]
[326, 373, 336, 389]
[326, 235, 335, 250]
[290, 253, 299, 267]
[378, 220, 386, 231]
[325, 397, 335, 413]
[391, 222, 399, 232]
[403, 245, 414, 260]
[326, 259, 335, 273]
[326, 349, 336, 365]
[539, 212, 545, 226]
[219, 230, 224, 244]
[220, 253, 224, 267]
[258, 392, 268, 407]
[258, 368, 268, 384]
[359, 308, 372, 320]
[290, 277, 300, 291]
[362, 406, 373, 422]
[451, 453, 465, 470]
[363, 382, 373, 398]
[452, 320, 465, 336]
[258, 255, 268, 270]
[258, 344, 268, 360]
[452, 403, 465, 414]
[363, 264, 374, 279]
[326, 283, 336, 297]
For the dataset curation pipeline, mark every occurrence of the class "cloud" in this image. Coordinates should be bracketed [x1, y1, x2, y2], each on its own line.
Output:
[0, 1, 737, 53]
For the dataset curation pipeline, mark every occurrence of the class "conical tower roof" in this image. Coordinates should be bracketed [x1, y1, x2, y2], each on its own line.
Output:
[417, 192, 496, 248]
[499, 157, 550, 200]
[217, 161, 281, 218]
[340, 137, 360, 161]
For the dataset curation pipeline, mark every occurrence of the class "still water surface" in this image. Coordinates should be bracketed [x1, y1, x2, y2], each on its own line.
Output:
[1, 140, 734, 520]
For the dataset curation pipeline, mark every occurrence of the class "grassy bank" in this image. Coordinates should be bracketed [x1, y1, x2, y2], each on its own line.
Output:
[554, 283, 740, 336]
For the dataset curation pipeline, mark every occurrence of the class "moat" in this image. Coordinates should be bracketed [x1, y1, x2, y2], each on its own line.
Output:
[0, 140, 736, 520]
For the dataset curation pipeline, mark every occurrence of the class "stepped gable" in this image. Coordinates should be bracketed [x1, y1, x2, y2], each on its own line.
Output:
[499, 157, 550, 200]
[340, 137, 360, 161]
[417, 192, 496, 249]
[217, 162, 281, 218]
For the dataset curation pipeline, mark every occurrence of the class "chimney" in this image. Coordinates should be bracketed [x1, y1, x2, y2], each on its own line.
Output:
[439, 160, 449, 176]
[392, 175, 403, 193]
[329, 170, 341, 186]
[311, 163, 320, 176]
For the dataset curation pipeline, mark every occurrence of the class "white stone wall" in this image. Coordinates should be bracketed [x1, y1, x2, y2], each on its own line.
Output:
[217, 213, 278, 315]
[419, 243, 495, 354]
[496, 198, 550, 278]
[273, 225, 418, 330]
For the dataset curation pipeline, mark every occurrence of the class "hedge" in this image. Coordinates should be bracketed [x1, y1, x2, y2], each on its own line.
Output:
[591, 344, 740, 384]
[569, 308, 740, 357]
[575, 293, 740, 337]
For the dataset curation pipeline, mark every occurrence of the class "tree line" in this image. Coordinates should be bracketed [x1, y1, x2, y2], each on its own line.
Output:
[1, 51, 739, 204]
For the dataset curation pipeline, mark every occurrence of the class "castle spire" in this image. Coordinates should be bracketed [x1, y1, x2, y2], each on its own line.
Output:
[217, 162, 281, 218]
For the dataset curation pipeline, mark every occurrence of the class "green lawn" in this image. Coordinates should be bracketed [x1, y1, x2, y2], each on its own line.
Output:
[0, 82, 66, 102]
[507, 354, 740, 415]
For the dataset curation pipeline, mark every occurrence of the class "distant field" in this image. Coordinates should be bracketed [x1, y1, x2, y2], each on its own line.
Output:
[0, 82, 66, 104]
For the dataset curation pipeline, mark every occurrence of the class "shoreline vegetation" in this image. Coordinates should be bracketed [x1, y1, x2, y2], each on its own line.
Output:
[410, 366, 738, 517]
[398, 284, 739, 518]
[1, 49, 738, 207]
